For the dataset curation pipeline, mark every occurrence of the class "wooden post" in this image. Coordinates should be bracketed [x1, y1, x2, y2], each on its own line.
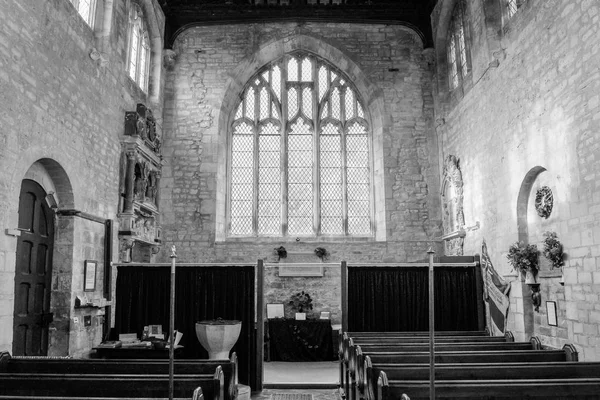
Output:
[427, 246, 435, 400]
[169, 246, 177, 400]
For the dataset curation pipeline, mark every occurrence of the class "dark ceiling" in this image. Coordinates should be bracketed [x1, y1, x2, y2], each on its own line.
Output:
[159, 0, 438, 48]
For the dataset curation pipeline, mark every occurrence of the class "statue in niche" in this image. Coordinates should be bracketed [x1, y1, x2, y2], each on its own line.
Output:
[136, 114, 148, 140]
[146, 171, 157, 204]
[134, 162, 148, 201]
[146, 109, 156, 142]
[441, 155, 465, 256]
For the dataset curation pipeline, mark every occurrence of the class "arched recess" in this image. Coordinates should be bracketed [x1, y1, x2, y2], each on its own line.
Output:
[431, 0, 458, 96]
[213, 34, 387, 242]
[516, 166, 547, 244]
[19, 159, 76, 356]
[515, 165, 546, 340]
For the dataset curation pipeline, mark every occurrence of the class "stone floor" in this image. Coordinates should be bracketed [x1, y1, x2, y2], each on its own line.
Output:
[263, 361, 339, 385]
[251, 388, 341, 400]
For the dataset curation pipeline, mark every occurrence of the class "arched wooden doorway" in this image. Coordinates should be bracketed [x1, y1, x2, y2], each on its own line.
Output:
[13, 179, 55, 356]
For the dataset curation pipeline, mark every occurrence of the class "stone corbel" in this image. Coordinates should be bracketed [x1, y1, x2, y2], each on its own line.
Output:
[89, 48, 109, 68]
[163, 49, 177, 70]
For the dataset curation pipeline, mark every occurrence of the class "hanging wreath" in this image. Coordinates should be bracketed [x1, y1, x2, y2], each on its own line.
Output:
[534, 186, 553, 219]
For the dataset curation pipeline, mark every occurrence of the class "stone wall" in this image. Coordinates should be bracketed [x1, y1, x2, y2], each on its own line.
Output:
[432, 0, 600, 360]
[0, 0, 165, 356]
[161, 22, 441, 322]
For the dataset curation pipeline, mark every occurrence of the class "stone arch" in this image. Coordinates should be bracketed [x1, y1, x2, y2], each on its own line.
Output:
[516, 166, 547, 244]
[212, 34, 387, 241]
[431, 0, 458, 96]
[15, 158, 76, 356]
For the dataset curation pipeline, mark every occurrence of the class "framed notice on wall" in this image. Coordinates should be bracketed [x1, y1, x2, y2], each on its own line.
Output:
[84, 260, 97, 291]
[546, 301, 557, 326]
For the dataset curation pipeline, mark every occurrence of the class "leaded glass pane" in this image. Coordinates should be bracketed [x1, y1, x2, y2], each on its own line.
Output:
[288, 57, 298, 81]
[272, 102, 280, 120]
[301, 58, 312, 82]
[357, 102, 364, 118]
[303, 88, 313, 119]
[320, 123, 343, 235]
[258, 123, 281, 235]
[245, 87, 255, 119]
[318, 66, 328, 102]
[448, 34, 458, 89]
[260, 87, 269, 120]
[458, 22, 467, 78]
[288, 119, 313, 235]
[331, 87, 341, 120]
[139, 40, 149, 91]
[272, 65, 281, 101]
[129, 28, 139, 79]
[345, 88, 355, 120]
[331, 71, 338, 82]
[288, 87, 298, 119]
[507, 0, 517, 18]
[235, 103, 243, 119]
[262, 70, 270, 83]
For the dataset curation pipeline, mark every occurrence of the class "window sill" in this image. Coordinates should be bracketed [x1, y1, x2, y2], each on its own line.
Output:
[220, 235, 375, 244]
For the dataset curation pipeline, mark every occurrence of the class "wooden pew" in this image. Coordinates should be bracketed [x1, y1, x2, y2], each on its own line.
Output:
[0, 351, 230, 400]
[339, 332, 515, 399]
[0, 352, 237, 400]
[347, 339, 571, 400]
[346, 330, 489, 337]
[0, 369, 223, 399]
[363, 345, 598, 400]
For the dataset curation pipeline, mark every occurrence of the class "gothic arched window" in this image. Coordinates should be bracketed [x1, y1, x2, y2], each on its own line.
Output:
[127, 2, 151, 93]
[69, 0, 96, 27]
[228, 52, 372, 238]
[447, 0, 471, 90]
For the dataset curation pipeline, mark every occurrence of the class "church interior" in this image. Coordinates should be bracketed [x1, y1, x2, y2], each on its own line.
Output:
[2, 0, 600, 398]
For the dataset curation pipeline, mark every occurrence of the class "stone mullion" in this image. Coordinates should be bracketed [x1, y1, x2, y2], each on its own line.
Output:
[281, 60, 289, 237]
[252, 85, 260, 235]
[340, 84, 349, 236]
[312, 59, 320, 236]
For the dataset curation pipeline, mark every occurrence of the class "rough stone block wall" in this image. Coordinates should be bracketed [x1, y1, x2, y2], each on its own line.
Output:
[0, 0, 165, 356]
[433, 0, 600, 360]
[161, 22, 440, 321]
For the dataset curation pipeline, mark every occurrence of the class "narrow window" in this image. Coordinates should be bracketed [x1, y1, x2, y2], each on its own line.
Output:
[446, 0, 471, 91]
[69, 0, 97, 27]
[127, 2, 151, 93]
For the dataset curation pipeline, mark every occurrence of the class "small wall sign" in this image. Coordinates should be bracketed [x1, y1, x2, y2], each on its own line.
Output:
[84, 260, 97, 291]
[546, 301, 557, 326]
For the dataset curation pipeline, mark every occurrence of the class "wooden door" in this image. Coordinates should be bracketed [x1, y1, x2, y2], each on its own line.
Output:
[13, 179, 55, 356]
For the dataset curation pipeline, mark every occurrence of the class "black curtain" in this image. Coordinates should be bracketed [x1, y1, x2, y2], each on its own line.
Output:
[348, 267, 478, 332]
[115, 266, 255, 387]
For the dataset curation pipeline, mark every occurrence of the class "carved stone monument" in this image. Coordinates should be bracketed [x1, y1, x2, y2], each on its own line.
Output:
[118, 103, 162, 262]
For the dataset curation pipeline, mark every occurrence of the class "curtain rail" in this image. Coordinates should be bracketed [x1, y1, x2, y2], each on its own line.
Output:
[111, 262, 256, 267]
[113, 261, 478, 267]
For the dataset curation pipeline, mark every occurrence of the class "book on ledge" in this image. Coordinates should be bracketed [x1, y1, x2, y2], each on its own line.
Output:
[96, 341, 122, 348]
[120, 340, 153, 348]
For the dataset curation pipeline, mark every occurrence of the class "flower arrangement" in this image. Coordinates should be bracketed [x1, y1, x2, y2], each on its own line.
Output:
[288, 290, 313, 313]
[314, 247, 330, 261]
[506, 241, 539, 274]
[274, 246, 287, 260]
[542, 231, 564, 269]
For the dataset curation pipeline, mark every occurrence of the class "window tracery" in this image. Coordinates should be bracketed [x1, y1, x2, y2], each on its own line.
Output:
[446, 0, 470, 91]
[127, 2, 151, 93]
[229, 52, 372, 238]
[69, 0, 96, 27]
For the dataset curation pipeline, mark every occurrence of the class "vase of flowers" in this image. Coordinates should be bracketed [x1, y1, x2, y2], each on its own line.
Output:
[288, 290, 313, 320]
[507, 241, 540, 283]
